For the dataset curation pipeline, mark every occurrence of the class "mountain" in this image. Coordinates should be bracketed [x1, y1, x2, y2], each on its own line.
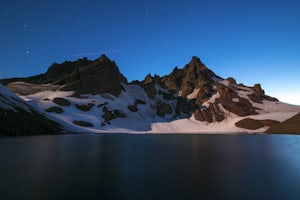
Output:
[1, 55, 300, 135]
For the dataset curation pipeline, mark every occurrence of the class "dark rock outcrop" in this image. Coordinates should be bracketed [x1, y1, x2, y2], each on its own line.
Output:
[156, 103, 173, 117]
[127, 105, 138, 112]
[53, 98, 71, 106]
[132, 74, 160, 99]
[73, 120, 93, 127]
[60, 55, 127, 96]
[45, 106, 64, 113]
[134, 99, 146, 106]
[160, 56, 217, 100]
[248, 93, 262, 103]
[102, 107, 127, 124]
[226, 77, 237, 85]
[214, 83, 258, 117]
[175, 97, 190, 115]
[75, 103, 94, 112]
[194, 103, 225, 123]
[265, 95, 279, 102]
[235, 118, 280, 130]
[266, 113, 300, 134]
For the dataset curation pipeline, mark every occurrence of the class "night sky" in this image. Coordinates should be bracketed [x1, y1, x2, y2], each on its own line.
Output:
[1, 0, 300, 105]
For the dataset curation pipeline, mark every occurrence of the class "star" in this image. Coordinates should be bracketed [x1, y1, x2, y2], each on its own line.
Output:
[25, 50, 30, 54]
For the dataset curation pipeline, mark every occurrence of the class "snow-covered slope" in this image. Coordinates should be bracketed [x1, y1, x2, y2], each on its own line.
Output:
[0, 84, 32, 112]
[0, 84, 63, 136]
[13, 81, 300, 134]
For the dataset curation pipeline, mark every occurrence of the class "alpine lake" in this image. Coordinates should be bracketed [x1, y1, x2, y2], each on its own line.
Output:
[0, 134, 300, 200]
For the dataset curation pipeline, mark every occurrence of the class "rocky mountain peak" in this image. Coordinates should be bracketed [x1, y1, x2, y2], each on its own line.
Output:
[96, 54, 113, 64]
[59, 55, 127, 96]
[160, 57, 218, 98]
[189, 56, 206, 69]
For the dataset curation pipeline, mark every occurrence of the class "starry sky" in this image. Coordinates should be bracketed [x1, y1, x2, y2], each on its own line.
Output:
[1, 0, 300, 105]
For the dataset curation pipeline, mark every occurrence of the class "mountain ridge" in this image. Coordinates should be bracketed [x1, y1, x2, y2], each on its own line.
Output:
[1, 55, 299, 135]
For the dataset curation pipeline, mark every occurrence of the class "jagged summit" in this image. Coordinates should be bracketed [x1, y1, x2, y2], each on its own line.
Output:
[189, 56, 207, 69]
[59, 55, 127, 96]
[97, 54, 113, 63]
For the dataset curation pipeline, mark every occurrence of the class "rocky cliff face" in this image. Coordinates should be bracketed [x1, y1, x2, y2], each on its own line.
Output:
[58, 55, 127, 96]
[4, 55, 127, 97]
[133, 56, 279, 123]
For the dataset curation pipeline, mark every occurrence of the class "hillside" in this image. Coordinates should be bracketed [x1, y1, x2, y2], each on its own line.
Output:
[0, 84, 63, 136]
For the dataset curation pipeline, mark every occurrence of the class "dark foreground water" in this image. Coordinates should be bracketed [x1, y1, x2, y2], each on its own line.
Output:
[0, 134, 300, 200]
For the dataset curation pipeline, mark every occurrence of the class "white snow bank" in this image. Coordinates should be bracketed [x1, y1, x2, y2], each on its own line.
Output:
[25, 90, 74, 100]
[149, 110, 298, 134]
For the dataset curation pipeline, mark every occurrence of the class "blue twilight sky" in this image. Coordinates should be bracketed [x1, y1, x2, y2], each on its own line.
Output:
[0, 0, 299, 105]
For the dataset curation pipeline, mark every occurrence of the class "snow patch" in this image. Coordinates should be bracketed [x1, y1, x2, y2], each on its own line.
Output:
[25, 90, 74, 100]
[202, 92, 220, 107]
[187, 88, 200, 99]
[232, 98, 239, 102]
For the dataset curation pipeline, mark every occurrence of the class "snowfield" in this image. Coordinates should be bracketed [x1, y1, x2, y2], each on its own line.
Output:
[7, 81, 298, 134]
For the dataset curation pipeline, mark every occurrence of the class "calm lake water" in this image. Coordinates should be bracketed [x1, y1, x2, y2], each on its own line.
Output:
[0, 134, 300, 200]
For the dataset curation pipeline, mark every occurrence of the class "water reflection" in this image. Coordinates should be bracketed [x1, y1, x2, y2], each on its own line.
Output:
[0, 134, 300, 199]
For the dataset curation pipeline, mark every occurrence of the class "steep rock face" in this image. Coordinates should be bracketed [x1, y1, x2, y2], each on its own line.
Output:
[214, 82, 258, 117]
[59, 55, 127, 96]
[132, 74, 161, 99]
[161, 56, 217, 101]
[133, 56, 279, 122]
[3, 55, 128, 97]
[194, 103, 225, 122]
